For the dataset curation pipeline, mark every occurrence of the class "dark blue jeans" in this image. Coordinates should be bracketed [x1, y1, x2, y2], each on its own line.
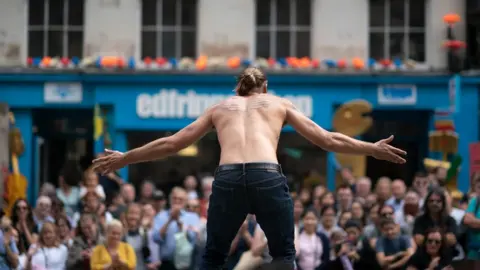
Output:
[201, 163, 295, 270]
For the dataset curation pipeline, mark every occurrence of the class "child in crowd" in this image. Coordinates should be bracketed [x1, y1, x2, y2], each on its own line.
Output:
[79, 169, 106, 201]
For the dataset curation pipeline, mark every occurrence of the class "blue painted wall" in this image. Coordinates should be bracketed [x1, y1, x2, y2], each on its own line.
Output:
[1, 73, 478, 199]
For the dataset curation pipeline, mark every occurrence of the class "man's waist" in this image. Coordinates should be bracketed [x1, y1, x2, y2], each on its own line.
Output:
[216, 162, 282, 173]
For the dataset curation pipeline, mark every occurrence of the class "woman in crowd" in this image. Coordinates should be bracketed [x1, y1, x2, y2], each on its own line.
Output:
[72, 191, 113, 232]
[296, 209, 329, 270]
[338, 211, 352, 230]
[318, 206, 342, 238]
[55, 216, 73, 248]
[56, 167, 81, 219]
[90, 219, 136, 270]
[22, 222, 68, 270]
[406, 227, 453, 270]
[11, 199, 37, 254]
[293, 198, 305, 249]
[66, 213, 104, 270]
[319, 192, 335, 208]
[351, 200, 366, 226]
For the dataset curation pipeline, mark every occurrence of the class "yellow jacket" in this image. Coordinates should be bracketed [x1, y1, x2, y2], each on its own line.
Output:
[90, 242, 136, 270]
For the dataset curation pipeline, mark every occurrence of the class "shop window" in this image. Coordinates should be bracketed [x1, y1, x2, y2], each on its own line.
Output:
[141, 0, 197, 59]
[255, 0, 312, 58]
[28, 0, 84, 58]
[369, 0, 426, 62]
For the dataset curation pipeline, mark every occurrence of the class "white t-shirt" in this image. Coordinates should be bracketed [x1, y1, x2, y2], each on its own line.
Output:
[19, 245, 68, 270]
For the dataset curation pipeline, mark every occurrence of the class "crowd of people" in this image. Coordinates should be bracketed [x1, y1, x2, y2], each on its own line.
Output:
[0, 163, 480, 270]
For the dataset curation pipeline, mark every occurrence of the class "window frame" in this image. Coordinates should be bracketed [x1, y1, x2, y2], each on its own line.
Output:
[255, 0, 312, 58]
[28, 0, 84, 58]
[369, 0, 425, 61]
[140, 0, 197, 59]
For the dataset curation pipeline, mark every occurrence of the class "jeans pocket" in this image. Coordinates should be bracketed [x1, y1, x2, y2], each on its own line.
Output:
[255, 175, 290, 212]
[210, 181, 234, 213]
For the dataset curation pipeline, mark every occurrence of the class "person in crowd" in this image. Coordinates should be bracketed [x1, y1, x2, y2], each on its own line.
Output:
[319, 192, 335, 209]
[350, 201, 366, 226]
[152, 187, 200, 270]
[124, 203, 159, 270]
[232, 227, 269, 270]
[336, 185, 353, 214]
[90, 219, 136, 270]
[79, 169, 106, 201]
[11, 199, 37, 254]
[310, 193, 323, 218]
[462, 175, 480, 260]
[433, 167, 448, 187]
[50, 199, 72, 227]
[395, 189, 421, 235]
[73, 191, 113, 232]
[387, 179, 406, 212]
[337, 212, 352, 230]
[375, 177, 392, 205]
[355, 177, 372, 200]
[32, 196, 54, 231]
[199, 177, 213, 219]
[228, 216, 260, 269]
[296, 209, 329, 270]
[413, 188, 457, 248]
[299, 189, 312, 207]
[56, 167, 81, 219]
[312, 186, 327, 203]
[66, 213, 104, 270]
[55, 215, 73, 248]
[194, 201, 209, 270]
[0, 216, 19, 270]
[343, 219, 380, 270]
[22, 222, 68, 270]
[184, 176, 199, 200]
[293, 198, 305, 247]
[363, 203, 380, 237]
[365, 193, 378, 209]
[364, 204, 395, 239]
[318, 206, 342, 238]
[109, 191, 128, 220]
[38, 183, 56, 200]
[138, 180, 156, 205]
[375, 218, 414, 270]
[412, 172, 430, 207]
[141, 204, 161, 270]
[406, 227, 453, 270]
[121, 184, 137, 205]
[151, 190, 167, 214]
[327, 230, 354, 270]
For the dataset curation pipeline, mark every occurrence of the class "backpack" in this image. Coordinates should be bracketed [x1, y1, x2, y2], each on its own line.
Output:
[174, 230, 194, 270]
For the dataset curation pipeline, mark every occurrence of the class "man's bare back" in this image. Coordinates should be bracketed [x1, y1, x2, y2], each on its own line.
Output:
[213, 94, 286, 164]
[92, 67, 406, 174]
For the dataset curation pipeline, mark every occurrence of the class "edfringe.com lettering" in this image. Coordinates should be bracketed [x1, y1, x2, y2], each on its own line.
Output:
[136, 89, 313, 119]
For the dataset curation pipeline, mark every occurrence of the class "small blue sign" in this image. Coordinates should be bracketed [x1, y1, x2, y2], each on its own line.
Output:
[377, 84, 417, 105]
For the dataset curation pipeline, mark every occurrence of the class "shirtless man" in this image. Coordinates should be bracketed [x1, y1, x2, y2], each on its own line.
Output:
[92, 67, 406, 269]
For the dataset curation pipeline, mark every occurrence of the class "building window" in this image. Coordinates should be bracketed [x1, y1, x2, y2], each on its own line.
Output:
[28, 0, 85, 58]
[141, 0, 197, 59]
[255, 0, 312, 58]
[369, 0, 426, 62]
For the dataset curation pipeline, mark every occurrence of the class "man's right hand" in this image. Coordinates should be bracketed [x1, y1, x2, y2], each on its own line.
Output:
[372, 135, 407, 164]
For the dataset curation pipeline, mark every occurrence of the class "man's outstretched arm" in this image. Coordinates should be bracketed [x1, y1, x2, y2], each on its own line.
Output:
[284, 99, 406, 163]
[121, 106, 215, 165]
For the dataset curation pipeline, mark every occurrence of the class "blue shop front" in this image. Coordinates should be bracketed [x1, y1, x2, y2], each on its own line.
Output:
[1, 72, 478, 202]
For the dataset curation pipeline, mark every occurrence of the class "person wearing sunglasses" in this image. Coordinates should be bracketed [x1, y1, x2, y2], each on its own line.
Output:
[406, 227, 453, 270]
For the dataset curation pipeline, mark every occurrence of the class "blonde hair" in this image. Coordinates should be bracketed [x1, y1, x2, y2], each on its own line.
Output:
[107, 219, 124, 232]
[39, 222, 60, 247]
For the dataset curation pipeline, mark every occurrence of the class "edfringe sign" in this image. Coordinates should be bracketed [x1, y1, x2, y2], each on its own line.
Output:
[136, 89, 313, 119]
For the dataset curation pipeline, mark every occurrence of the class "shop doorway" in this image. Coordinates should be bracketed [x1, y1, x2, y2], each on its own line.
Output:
[363, 109, 431, 187]
[32, 109, 93, 190]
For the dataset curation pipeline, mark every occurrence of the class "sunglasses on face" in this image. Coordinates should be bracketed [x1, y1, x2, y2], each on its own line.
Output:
[17, 206, 27, 210]
[427, 239, 441, 245]
[381, 212, 393, 217]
